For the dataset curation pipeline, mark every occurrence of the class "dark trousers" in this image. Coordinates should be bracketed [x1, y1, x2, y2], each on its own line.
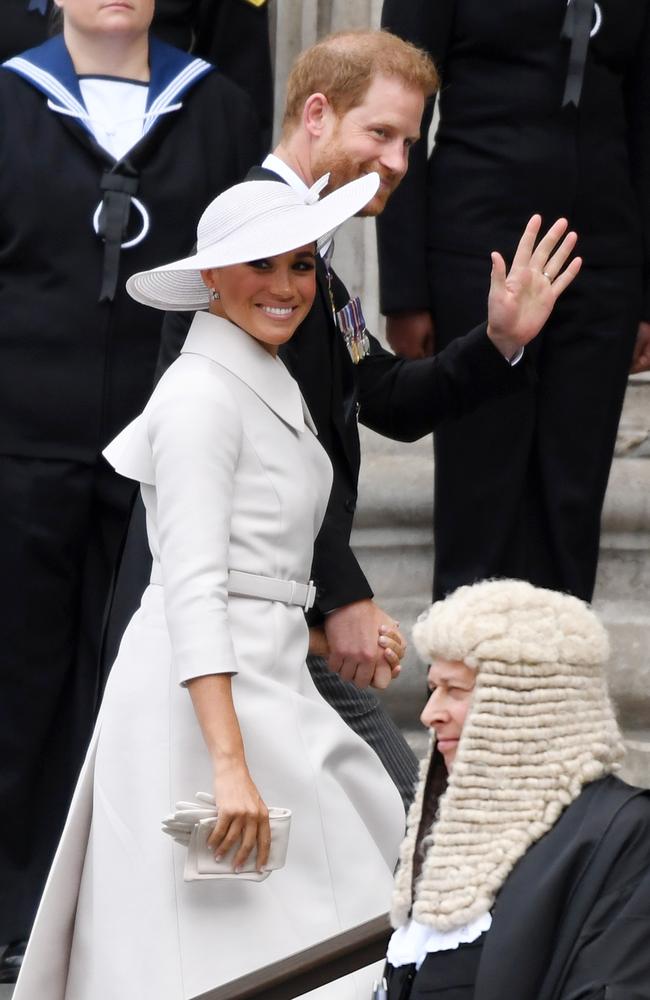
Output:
[0, 455, 135, 941]
[430, 254, 642, 601]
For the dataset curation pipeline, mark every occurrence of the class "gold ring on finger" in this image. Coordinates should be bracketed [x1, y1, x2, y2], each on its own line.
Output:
[542, 270, 553, 283]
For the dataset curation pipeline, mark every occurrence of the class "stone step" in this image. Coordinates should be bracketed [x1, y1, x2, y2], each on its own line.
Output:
[615, 373, 650, 458]
[354, 374, 650, 789]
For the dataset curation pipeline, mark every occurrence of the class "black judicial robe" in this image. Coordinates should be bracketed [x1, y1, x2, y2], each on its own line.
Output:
[476, 775, 650, 999]
[391, 776, 650, 999]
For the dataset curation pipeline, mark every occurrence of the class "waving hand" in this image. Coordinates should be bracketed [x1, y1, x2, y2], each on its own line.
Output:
[487, 215, 581, 360]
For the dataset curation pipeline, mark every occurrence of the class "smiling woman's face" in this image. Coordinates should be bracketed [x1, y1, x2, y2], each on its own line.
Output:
[201, 245, 317, 356]
[420, 659, 476, 771]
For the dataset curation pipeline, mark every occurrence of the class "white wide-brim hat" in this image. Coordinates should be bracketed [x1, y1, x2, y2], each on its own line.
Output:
[126, 171, 380, 311]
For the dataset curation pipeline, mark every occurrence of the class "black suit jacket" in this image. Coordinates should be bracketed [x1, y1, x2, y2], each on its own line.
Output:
[0, 1, 52, 62]
[151, 0, 273, 147]
[155, 164, 532, 622]
[378, 0, 650, 315]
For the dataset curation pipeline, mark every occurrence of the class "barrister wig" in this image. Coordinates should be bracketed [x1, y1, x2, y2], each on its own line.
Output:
[391, 579, 625, 932]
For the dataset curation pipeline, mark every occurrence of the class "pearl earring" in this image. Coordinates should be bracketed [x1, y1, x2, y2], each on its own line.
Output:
[209, 288, 220, 301]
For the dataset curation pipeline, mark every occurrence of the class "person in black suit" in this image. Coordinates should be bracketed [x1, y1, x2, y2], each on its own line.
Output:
[103, 28, 581, 828]
[377, 0, 650, 603]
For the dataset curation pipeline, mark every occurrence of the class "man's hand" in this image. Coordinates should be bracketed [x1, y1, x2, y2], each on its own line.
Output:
[323, 599, 405, 690]
[308, 626, 329, 657]
[487, 215, 581, 360]
[386, 311, 435, 358]
[630, 321, 650, 374]
[310, 621, 406, 690]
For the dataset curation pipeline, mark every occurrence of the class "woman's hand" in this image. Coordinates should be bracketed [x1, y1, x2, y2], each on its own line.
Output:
[208, 758, 270, 872]
[370, 624, 407, 689]
[374, 624, 406, 682]
[487, 215, 582, 360]
[186, 673, 269, 872]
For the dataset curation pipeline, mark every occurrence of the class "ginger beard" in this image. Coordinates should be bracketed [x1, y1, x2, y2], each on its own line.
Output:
[311, 140, 399, 216]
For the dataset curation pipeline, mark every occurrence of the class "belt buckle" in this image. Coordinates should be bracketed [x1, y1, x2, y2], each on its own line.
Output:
[304, 581, 316, 611]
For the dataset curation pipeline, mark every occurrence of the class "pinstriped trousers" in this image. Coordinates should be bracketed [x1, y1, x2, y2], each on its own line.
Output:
[307, 655, 419, 810]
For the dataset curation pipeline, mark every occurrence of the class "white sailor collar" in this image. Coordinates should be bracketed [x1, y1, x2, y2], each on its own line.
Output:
[181, 312, 317, 435]
[2, 35, 212, 146]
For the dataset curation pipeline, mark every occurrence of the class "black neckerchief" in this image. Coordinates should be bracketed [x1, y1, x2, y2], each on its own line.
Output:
[561, 0, 597, 107]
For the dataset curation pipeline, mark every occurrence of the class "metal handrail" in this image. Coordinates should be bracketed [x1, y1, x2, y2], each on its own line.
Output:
[190, 912, 392, 1000]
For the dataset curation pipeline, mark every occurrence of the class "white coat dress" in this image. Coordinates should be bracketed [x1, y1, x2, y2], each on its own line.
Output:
[13, 313, 405, 1000]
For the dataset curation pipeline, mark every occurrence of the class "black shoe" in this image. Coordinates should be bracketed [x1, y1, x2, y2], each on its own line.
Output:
[0, 939, 27, 984]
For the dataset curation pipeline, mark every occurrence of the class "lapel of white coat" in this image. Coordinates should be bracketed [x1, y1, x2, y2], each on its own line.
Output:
[181, 313, 314, 434]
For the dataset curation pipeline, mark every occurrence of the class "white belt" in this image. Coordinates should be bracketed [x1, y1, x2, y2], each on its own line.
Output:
[227, 570, 317, 611]
[149, 567, 316, 612]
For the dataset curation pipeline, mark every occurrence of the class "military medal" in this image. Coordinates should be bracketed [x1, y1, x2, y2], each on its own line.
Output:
[336, 296, 370, 364]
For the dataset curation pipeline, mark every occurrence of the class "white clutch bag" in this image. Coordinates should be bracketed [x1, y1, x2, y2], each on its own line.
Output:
[162, 792, 291, 883]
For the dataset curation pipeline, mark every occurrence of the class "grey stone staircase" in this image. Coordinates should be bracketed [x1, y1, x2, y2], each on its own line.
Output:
[352, 374, 650, 786]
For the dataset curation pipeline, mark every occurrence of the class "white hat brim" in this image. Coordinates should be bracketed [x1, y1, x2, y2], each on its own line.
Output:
[126, 172, 380, 311]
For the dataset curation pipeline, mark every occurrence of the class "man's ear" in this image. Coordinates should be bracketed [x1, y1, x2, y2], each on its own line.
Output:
[303, 93, 332, 138]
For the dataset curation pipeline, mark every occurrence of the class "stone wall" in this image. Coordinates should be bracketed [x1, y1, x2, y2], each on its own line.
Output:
[353, 380, 650, 787]
[267, 0, 650, 786]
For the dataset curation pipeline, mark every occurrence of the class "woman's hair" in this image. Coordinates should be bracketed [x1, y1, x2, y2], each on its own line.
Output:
[282, 30, 439, 136]
[392, 579, 625, 932]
